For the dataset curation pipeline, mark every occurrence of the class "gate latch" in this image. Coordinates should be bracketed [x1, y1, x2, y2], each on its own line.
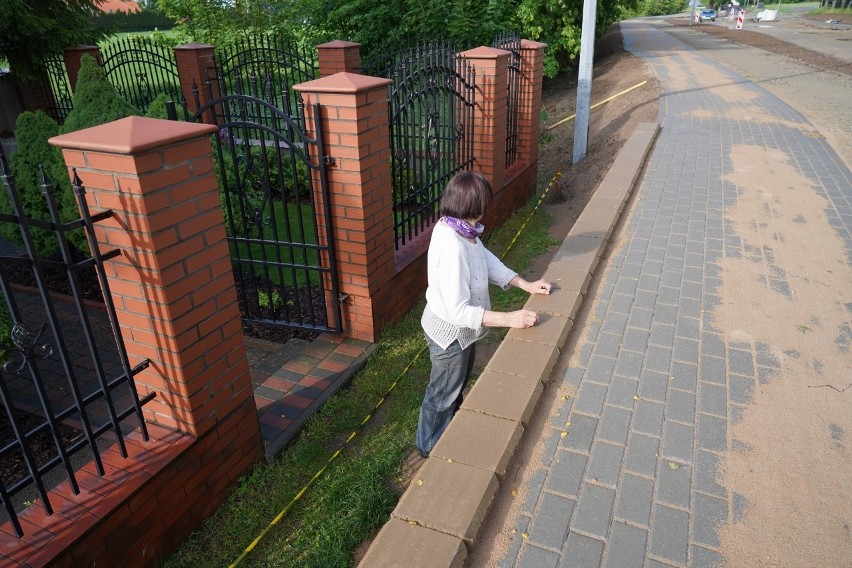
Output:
[323, 155, 336, 166]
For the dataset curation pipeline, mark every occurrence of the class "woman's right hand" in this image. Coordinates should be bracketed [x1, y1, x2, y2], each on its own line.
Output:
[505, 309, 538, 329]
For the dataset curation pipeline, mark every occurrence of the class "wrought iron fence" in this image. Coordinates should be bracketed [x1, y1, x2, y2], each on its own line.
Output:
[363, 39, 477, 248]
[0, 157, 153, 537]
[214, 34, 318, 121]
[99, 35, 181, 114]
[492, 32, 522, 169]
[169, 74, 342, 334]
[41, 54, 74, 124]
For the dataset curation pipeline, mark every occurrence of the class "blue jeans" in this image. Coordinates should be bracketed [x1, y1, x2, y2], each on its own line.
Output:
[415, 335, 476, 455]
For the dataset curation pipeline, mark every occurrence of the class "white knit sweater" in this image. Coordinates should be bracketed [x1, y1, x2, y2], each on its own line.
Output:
[421, 220, 517, 349]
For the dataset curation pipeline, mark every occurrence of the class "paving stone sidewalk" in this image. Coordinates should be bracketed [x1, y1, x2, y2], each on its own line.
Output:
[501, 20, 852, 568]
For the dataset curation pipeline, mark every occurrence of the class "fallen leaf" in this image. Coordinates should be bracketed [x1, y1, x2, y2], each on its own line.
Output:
[560, 431, 567, 438]
[416, 479, 423, 486]
[521, 532, 529, 540]
[512, 489, 518, 497]
[633, 395, 641, 401]
[668, 461, 680, 470]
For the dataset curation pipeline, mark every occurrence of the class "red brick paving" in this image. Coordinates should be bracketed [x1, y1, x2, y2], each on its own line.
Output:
[247, 334, 374, 458]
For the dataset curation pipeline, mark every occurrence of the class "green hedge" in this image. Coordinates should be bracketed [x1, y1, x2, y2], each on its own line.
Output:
[92, 9, 175, 33]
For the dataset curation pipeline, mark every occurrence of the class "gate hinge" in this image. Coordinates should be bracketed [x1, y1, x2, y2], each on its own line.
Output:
[338, 293, 350, 303]
[323, 155, 336, 166]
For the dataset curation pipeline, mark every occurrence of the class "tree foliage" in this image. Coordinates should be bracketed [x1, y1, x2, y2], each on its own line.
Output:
[156, 0, 639, 77]
[518, 0, 638, 77]
[0, 0, 104, 80]
[157, 0, 279, 44]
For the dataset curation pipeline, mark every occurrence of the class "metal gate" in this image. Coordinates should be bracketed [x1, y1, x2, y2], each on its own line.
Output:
[362, 39, 477, 248]
[100, 36, 181, 114]
[170, 77, 341, 333]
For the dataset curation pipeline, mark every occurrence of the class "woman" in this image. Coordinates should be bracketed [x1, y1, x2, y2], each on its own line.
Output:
[416, 172, 552, 457]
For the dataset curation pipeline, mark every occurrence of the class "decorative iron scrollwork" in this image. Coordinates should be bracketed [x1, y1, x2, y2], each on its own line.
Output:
[1, 323, 54, 375]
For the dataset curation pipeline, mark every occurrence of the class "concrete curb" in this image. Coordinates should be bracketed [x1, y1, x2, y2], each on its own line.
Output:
[359, 122, 661, 567]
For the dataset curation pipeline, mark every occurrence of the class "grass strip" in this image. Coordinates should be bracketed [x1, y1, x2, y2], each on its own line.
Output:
[163, 185, 558, 568]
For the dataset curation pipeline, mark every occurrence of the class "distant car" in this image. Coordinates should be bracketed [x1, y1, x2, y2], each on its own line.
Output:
[699, 8, 717, 21]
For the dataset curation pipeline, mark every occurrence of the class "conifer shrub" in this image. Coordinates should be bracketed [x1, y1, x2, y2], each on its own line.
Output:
[145, 93, 173, 120]
[56, 54, 141, 251]
[0, 111, 70, 258]
[61, 54, 139, 134]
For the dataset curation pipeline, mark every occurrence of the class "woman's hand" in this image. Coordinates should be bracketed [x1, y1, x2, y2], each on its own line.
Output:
[523, 278, 552, 295]
[484, 309, 538, 328]
[506, 309, 538, 328]
[509, 276, 552, 295]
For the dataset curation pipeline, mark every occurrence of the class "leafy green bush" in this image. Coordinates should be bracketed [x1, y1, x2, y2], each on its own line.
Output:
[639, 0, 687, 17]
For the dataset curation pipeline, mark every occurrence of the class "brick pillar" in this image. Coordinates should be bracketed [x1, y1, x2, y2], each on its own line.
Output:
[293, 72, 394, 342]
[174, 43, 219, 122]
[459, 46, 509, 221]
[11, 70, 56, 117]
[63, 45, 102, 91]
[316, 41, 362, 78]
[517, 40, 546, 167]
[49, 116, 261, 442]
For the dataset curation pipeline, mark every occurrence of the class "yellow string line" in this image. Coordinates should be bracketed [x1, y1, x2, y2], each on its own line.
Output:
[230, 170, 562, 567]
[544, 80, 648, 132]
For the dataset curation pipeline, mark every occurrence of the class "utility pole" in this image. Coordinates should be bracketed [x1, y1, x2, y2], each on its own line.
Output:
[572, 0, 597, 164]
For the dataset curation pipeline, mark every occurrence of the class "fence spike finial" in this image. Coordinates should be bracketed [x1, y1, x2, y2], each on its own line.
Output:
[38, 165, 54, 196]
[71, 167, 85, 196]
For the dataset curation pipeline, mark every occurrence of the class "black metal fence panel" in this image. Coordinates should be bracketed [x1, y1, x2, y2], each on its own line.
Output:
[363, 39, 477, 248]
[99, 36, 181, 114]
[214, 35, 318, 124]
[0, 157, 152, 537]
[41, 54, 74, 124]
[492, 33, 522, 169]
[171, 77, 341, 334]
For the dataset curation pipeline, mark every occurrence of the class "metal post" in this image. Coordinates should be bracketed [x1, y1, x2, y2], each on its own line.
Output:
[572, 0, 597, 164]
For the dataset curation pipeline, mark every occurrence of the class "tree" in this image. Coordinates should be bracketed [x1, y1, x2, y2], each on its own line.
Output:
[157, 0, 277, 44]
[156, 0, 640, 78]
[0, 0, 104, 80]
[516, 0, 639, 77]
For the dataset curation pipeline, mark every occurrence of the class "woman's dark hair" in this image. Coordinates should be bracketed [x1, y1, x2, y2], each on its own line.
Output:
[439, 171, 493, 220]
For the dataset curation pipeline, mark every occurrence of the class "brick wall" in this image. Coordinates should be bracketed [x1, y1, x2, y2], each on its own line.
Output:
[294, 40, 546, 341]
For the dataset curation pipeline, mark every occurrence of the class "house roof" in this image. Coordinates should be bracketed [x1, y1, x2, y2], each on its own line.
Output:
[97, 0, 141, 13]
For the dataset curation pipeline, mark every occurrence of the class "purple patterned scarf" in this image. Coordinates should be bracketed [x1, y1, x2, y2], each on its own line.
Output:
[443, 216, 485, 240]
